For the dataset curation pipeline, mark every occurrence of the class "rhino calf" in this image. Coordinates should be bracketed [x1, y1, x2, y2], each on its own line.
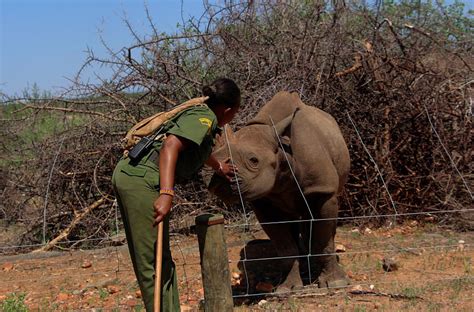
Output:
[209, 91, 350, 292]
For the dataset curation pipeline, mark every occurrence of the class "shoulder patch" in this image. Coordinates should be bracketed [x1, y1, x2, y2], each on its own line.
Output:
[199, 117, 212, 129]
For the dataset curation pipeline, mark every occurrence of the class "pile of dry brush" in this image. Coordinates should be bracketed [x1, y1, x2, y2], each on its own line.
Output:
[1, 1, 472, 252]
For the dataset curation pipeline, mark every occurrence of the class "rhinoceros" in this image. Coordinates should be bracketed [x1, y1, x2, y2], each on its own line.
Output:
[209, 91, 350, 292]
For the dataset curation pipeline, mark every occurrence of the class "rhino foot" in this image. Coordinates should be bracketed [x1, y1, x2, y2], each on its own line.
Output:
[275, 282, 303, 295]
[275, 275, 303, 294]
[318, 264, 349, 289]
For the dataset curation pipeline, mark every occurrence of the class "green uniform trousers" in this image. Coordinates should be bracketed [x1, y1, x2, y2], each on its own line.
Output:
[112, 158, 181, 312]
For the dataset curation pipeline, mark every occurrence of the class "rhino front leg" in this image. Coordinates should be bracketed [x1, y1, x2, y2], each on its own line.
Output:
[301, 194, 349, 288]
[252, 201, 303, 293]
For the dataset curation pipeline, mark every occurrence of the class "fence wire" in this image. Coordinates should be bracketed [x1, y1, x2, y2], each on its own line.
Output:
[1, 112, 472, 310]
[1, 242, 469, 286]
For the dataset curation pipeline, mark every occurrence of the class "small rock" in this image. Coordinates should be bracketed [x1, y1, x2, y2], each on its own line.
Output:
[125, 299, 136, 307]
[2, 262, 14, 272]
[258, 299, 268, 307]
[81, 260, 92, 269]
[106, 285, 120, 294]
[56, 293, 70, 301]
[335, 243, 346, 252]
[458, 240, 465, 252]
[364, 228, 373, 235]
[369, 284, 375, 290]
[382, 257, 398, 272]
[255, 282, 273, 293]
[181, 305, 194, 312]
[135, 290, 142, 298]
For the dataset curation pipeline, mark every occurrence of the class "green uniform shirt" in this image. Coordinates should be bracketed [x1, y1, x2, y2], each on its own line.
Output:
[133, 104, 219, 182]
[165, 104, 218, 180]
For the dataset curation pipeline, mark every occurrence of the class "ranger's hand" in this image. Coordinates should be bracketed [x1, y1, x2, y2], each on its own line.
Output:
[153, 195, 173, 226]
[217, 158, 238, 181]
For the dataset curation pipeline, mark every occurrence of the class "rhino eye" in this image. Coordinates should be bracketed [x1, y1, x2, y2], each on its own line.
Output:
[249, 156, 259, 166]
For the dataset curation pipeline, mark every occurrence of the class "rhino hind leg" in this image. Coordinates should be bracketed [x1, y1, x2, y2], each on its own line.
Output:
[252, 202, 303, 293]
[300, 194, 349, 288]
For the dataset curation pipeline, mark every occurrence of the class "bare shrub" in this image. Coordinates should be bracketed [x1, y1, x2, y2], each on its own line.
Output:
[1, 1, 472, 252]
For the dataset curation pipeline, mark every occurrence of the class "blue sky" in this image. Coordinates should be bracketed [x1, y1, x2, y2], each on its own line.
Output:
[0, 0, 207, 97]
[1, 0, 473, 97]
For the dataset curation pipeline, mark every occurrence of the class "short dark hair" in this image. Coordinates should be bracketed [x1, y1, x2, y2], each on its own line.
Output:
[202, 78, 240, 109]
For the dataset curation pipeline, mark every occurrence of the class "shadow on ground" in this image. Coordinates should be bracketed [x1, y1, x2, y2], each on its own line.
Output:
[231, 239, 321, 305]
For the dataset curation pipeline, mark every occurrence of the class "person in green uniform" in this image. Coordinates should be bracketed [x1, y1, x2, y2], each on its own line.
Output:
[112, 78, 240, 311]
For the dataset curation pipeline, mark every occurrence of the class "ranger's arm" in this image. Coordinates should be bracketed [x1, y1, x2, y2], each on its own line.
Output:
[153, 134, 191, 225]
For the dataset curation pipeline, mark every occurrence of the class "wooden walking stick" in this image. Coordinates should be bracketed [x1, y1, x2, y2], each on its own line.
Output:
[154, 222, 164, 312]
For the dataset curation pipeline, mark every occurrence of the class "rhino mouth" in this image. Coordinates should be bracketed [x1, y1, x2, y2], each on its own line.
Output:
[208, 174, 250, 203]
[230, 177, 249, 194]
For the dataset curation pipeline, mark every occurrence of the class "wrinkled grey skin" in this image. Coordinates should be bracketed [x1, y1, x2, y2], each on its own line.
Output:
[209, 91, 350, 292]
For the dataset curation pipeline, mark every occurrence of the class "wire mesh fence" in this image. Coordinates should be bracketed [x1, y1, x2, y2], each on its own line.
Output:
[1, 103, 473, 310]
[1, 219, 472, 310]
[1, 1, 473, 310]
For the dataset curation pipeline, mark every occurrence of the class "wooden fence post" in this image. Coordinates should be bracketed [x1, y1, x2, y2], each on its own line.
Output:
[195, 213, 233, 311]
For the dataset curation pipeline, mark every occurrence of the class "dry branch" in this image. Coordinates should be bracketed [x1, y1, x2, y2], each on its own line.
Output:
[2, 0, 473, 250]
[22, 105, 130, 123]
[335, 53, 363, 77]
[32, 197, 106, 253]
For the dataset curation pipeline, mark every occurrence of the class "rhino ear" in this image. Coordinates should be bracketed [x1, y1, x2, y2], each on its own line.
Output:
[273, 114, 293, 136]
[271, 109, 299, 153]
[280, 135, 292, 154]
[270, 116, 292, 154]
[215, 125, 235, 148]
[271, 107, 299, 136]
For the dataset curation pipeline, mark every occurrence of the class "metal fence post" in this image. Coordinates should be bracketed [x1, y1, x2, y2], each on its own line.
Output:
[195, 213, 233, 311]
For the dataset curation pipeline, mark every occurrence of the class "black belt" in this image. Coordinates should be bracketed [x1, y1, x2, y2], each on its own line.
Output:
[146, 150, 159, 164]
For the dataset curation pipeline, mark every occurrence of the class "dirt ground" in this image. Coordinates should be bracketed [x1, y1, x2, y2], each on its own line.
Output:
[1, 222, 472, 311]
